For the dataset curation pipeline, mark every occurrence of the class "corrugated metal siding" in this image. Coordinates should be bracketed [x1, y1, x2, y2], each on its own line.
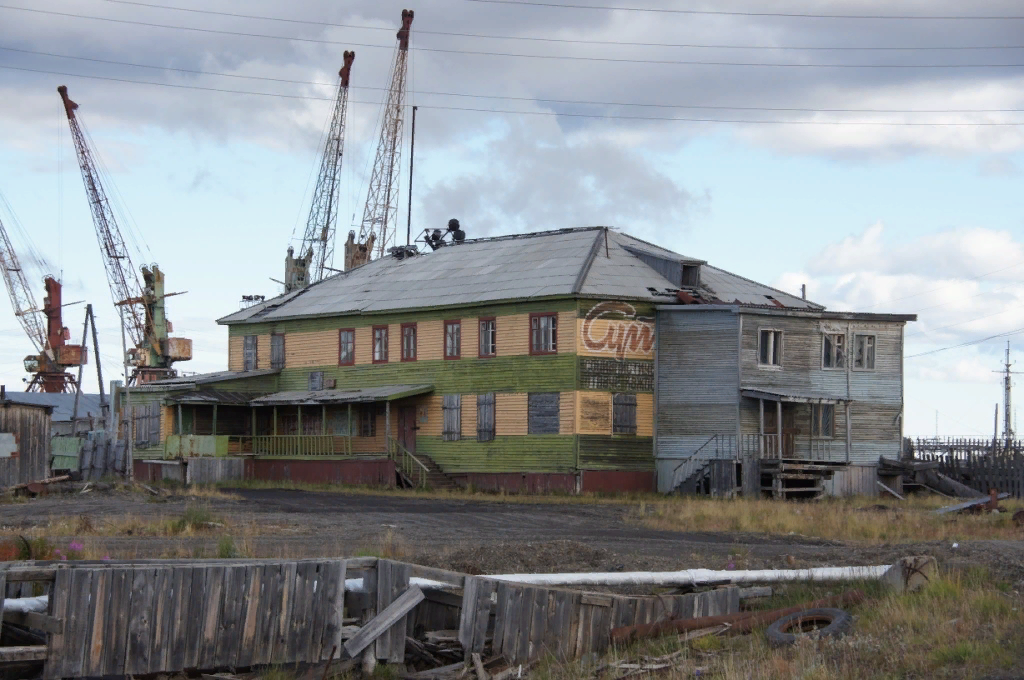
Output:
[577, 392, 611, 434]
[559, 391, 575, 435]
[496, 393, 528, 436]
[228, 335, 243, 371]
[416, 435, 575, 473]
[578, 435, 654, 470]
[656, 311, 740, 460]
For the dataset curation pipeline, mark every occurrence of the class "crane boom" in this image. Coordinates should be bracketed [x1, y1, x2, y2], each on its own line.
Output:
[57, 85, 146, 349]
[0, 209, 46, 352]
[355, 9, 413, 263]
[285, 51, 355, 292]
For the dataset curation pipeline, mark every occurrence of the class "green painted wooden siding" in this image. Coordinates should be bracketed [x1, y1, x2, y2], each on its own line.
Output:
[416, 434, 576, 473]
[227, 298, 578, 336]
[578, 435, 654, 470]
[277, 354, 577, 393]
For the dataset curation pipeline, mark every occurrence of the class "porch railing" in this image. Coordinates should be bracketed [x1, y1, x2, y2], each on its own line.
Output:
[387, 437, 430, 489]
[227, 435, 354, 457]
[670, 434, 738, 490]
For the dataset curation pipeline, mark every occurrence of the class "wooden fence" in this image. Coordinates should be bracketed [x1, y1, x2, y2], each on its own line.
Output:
[916, 450, 1024, 498]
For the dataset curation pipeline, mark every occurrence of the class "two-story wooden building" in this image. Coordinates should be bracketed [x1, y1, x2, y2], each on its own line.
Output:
[126, 226, 913, 495]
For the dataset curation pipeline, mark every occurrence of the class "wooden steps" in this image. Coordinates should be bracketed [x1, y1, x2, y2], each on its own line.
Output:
[760, 459, 848, 499]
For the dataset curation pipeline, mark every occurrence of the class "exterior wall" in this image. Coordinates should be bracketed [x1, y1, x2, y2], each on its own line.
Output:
[823, 464, 879, 497]
[739, 313, 906, 464]
[245, 457, 395, 487]
[459, 472, 576, 493]
[655, 310, 741, 465]
[0, 402, 51, 486]
[581, 470, 655, 493]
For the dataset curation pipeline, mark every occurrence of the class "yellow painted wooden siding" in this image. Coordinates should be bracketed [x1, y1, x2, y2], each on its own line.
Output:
[350, 410, 386, 453]
[420, 395, 443, 436]
[576, 318, 655, 360]
[285, 330, 338, 368]
[557, 310, 576, 355]
[355, 326, 372, 365]
[467, 318, 480, 358]
[390, 324, 402, 361]
[559, 391, 576, 435]
[417, 320, 443, 361]
[496, 392, 528, 436]
[161, 406, 174, 442]
[497, 314, 529, 357]
[257, 334, 271, 369]
[463, 395, 477, 438]
[228, 335, 243, 371]
[636, 393, 654, 437]
[577, 391, 612, 435]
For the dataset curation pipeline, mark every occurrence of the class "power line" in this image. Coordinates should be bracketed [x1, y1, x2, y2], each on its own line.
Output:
[464, 0, 1024, 20]
[9, 46, 1024, 115]
[7, 6, 1024, 67]
[906, 308, 1013, 338]
[95, 0, 1024, 51]
[856, 260, 1024, 311]
[906, 326, 1024, 359]
[6, 63, 1024, 126]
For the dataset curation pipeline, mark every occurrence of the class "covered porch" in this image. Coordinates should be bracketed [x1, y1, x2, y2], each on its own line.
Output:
[741, 388, 853, 463]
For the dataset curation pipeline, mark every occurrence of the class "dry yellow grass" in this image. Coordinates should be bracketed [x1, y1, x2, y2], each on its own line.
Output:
[630, 495, 1024, 543]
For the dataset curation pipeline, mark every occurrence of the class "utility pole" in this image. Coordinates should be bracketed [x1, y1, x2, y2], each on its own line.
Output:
[89, 304, 107, 421]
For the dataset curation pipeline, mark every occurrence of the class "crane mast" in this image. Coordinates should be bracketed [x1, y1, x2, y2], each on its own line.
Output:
[351, 9, 413, 267]
[285, 51, 355, 292]
[1, 203, 85, 392]
[58, 85, 191, 384]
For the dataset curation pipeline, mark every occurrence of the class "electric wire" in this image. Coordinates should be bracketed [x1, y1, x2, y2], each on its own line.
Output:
[906, 326, 1024, 359]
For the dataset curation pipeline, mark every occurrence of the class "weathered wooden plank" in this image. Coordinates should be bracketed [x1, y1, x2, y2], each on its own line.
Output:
[168, 566, 193, 673]
[273, 561, 298, 664]
[0, 570, 6, 636]
[126, 567, 156, 675]
[504, 585, 524, 661]
[374, 559, 393, 660]
[457, 575, 480, 655]
[407, 564, 467, 587]
[63, 568, 95, 679]
[2, 567, 58, 582]
[527, 586, 547, 660]
[105, 567, 133, 676]
[343, 586, 425, 659]
[471, 579, 495, 656]
[199, 566, 226, 668]
[287, 561, 313, 663]
[0, 646, 48, 662]
[515, 586, 536, 663]
[148, 567, 172, 674]
[43, 567, 70, 680]
[491, 581, 509, 658]
[2, 610, 62, 634]
[305, 562, 329, 663]
[321, 559, 347, 661]
[236, 564, 265, 669]
[85, 568, 111, 677]
[389, 562, 412, 663]
[216, 565, 247, 667]
[255, 563, 283, 666]
[184, 566, 209, 670]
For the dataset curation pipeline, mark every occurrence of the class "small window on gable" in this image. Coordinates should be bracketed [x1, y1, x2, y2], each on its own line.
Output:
[758, 329, 783, 367]
[528, 393, 560, 434]
[270, 333, 285, 370]
[822, 333, 846, 369]
[681, 264, 701, 288]
[612, 393, 637, 434]
[445, 320, 461, 359]
[854, 334, 876, 370]
[401, 323, 417, 361]
[308, 371, 324, 391]
[243, 335, 258, 371]
[373, 326, 389, 363]
[442, 394, 461, 441]
[812, 404, 835, 438]
[477, 392, 495, 442]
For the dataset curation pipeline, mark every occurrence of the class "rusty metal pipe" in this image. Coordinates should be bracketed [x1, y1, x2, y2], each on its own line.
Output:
[610, 589, 865, 645]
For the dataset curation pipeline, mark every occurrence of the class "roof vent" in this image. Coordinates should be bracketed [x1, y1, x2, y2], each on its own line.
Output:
[388, 245, 420, 260]
[419, 218, 467, 251]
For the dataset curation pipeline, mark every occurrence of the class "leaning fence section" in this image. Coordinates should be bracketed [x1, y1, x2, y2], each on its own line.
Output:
[915, 446, 1024, 498]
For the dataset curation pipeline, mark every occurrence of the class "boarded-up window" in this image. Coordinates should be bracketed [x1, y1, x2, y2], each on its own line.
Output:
[243, 335, 258, 371]
[339, 329, 355, 366]
[308, 371, 324, 391]
[822, 333, 845, 369]
[812, 404, 835, 438]
[530, 313, 557, 354]
[442, 394, 461, 441]
[854, 334, 876, 370]
[477, 393, 495, 442]
[373, 326, 389, 363]
[445, 321, 461, 359]
[359, 406, 377, 437]
[131, 403, 160, 447]
[270, 333, 285, 370]
[613, 393, 637, 434]
[479, 318, 496, 357]
[579, 393, 611, 434]
[528, 393, 560, 434]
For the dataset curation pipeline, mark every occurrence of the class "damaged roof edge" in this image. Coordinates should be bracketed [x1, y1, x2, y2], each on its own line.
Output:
[656, 304, 917, 322]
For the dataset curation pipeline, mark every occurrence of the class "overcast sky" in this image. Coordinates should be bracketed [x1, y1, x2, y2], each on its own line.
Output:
[1, 0, 1023, 436]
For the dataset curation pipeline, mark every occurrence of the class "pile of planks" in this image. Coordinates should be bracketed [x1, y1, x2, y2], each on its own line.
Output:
[879, 457, 984, 499]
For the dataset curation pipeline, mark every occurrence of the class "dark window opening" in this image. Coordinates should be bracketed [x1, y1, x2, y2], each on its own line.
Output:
[243, 335, 258, 371]
[442, 394, 462, 441]
[477, 392, 495, 442]
[528, 392, 560, 434]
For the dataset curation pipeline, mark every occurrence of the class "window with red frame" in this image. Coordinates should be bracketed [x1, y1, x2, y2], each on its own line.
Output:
[339, 329, 355, 366]
[479, 318, 496, 357]
[444, 320, 461, 359]
[530, 313, 557, 354]
[401, 323, 417, 361]
[373, 326, 389, 363]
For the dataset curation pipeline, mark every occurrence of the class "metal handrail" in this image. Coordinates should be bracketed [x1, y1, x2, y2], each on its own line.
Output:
[387, 437, 429, 489]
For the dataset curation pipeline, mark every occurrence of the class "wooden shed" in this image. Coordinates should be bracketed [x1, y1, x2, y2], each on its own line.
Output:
[0, 386, 53, 487]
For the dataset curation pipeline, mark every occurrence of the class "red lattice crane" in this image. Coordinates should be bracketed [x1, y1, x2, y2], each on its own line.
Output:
[58, 85, 191, 384]
[285, 51, 355, 291]
[0, 196, 86, 392]
[349, 9, 414, 268]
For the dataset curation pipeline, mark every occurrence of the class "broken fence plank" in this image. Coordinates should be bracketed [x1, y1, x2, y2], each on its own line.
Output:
[472, 652, 489, 680]
[0, 645, 48, 662]
[343, 585, 425, 659]
[2, 610, 62, 634]
[876, 481, 904, 500]
[934, 492, 1009, 515]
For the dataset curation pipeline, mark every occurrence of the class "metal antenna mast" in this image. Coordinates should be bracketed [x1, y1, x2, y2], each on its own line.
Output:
[997, 341, 1021, 444]
[58, 85, 191, 384]
[286, 51, 355, 292]
[354, 9, 413, 264]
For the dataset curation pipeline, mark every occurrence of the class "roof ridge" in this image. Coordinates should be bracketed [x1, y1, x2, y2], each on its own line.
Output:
[703, 263, 825, 310]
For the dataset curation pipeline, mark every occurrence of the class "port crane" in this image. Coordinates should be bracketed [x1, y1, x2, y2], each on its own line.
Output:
[58, 85, 191, 385]
[284, 51, 356, 291]
[0, 194, 87, 392]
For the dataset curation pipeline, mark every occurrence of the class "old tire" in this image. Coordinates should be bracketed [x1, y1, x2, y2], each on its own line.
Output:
[765, 608, 853, 647]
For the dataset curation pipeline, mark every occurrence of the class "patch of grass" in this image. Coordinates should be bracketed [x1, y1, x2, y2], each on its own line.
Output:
[356, 528, 408, 560]
[217, 536, 239, 558]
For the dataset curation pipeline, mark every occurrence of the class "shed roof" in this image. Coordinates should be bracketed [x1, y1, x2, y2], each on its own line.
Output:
[741, 388, 853, 404]
[0, 392, 106, 420]
[219, 227, 820, 325]
[133, 369, 280, 392]
[250, 385, 434, 406]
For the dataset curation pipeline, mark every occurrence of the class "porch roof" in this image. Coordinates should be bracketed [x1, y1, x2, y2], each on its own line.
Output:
[741, 388, 852, 404]
[168, 390, 254, 405]
[249, 384, 434, 406]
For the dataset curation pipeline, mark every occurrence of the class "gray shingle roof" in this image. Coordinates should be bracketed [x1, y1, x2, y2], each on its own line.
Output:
[219, 227, 821, 325]
[1, 393, 107, 421]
